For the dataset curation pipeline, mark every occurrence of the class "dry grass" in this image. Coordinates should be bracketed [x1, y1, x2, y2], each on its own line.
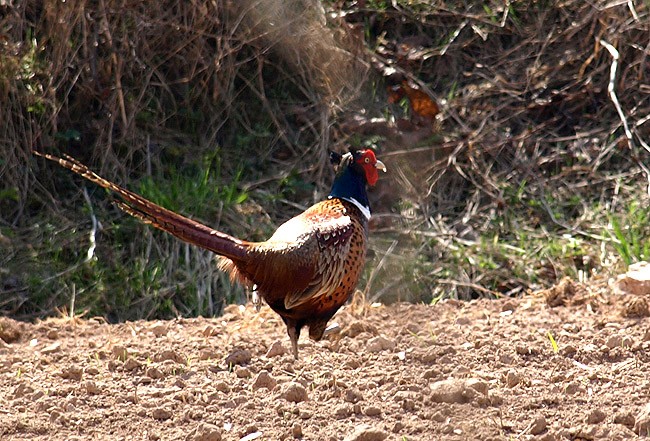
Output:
[2, 0, 370, 210]
[348, 0, 650, 301]
[1, 0, 649, 318]
[1, 0, 372, 318]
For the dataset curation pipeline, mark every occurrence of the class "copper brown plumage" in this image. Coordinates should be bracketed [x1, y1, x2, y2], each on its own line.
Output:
[33, 149, 386, 358]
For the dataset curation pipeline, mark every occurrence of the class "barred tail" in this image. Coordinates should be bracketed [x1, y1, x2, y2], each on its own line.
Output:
[33, 151, 250, 262]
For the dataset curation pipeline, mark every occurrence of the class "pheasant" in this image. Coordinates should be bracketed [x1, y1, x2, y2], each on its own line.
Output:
[34, 149, 386, 358]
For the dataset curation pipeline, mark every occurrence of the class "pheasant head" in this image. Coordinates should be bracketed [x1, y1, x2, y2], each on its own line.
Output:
[328, 149, 386, 219]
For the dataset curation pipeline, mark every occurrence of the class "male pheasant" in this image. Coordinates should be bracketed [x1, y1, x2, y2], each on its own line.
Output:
[34, 149, 386, 358]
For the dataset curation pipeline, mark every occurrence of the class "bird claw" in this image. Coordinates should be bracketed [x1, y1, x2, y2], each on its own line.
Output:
[252, 285, 261, 312]
[322, 322, 341, 338]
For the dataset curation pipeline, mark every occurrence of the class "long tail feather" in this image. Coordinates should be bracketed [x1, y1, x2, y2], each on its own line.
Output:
[33, 151, 250, 261]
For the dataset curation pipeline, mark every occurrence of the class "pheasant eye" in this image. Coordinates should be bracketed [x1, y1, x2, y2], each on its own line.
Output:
[364, 157, 370, 163]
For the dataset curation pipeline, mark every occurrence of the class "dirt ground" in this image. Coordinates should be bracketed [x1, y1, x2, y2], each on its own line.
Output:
[1, 275, 650, 441]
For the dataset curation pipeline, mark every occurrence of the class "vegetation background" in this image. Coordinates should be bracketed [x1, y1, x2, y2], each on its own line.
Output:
[1, 0, 649, 322]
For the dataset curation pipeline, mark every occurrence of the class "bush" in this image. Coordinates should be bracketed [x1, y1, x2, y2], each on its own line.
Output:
[1, 0, 649, 319]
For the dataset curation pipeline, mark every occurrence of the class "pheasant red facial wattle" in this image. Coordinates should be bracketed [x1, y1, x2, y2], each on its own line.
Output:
[355, 149, 385, 186]
[34, 149, 386, 359]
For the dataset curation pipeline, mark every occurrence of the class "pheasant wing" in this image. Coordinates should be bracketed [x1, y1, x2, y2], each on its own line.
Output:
[281, 205, 354, 310]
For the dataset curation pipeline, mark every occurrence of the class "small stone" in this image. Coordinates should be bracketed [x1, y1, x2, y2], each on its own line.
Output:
[152, 407, 172, 420]
[214, 381, 230, 393]
[84, 380, 100, 395]
[334, 405, 351, 419]
[343, 425, 388, 441]
[49, 409, 64, 424]
[615, 261, 650, 295]
[560, 345, 578, 356]
[154, 349, 184, 364]
[291, 423, 303, 438]
[112, 345, 129, 361]
[265, 341, 287, 358]
[59, 366, 83, 381]
[391, 421, 404, 433]
[199, 349, 219, 361]
[634, 403, 650, 435]
[614, 410, 636, 427]
[429, 378, 481, 404]
[431, 411, 446, 423]
[606, 335, 624, 349]
[146, 367, 165, 379]
[11, 383, 33, 399]
[85, 367, 99, 376]
[344, 388, 363, 403]
[643, 330, 650, 342]
[242, 425, 259, 439]
[345, 359, 361, 369]
[423, 369, 440, 380]
[150, 323, 168, 337]
[465, 378, 489, 395]
[201, 325, 219, 337]
[43, 342, 62, 354]
[343, 321, 379, 338]
[280, 382, 308, 403]
[587, 409, 606, 424]
[252, 370, 277, 391]
[220, 399, 236, 409]
[402, 399, 416, 411]
[225, 348, 252, 366]
[501, 301, 516, 312]
[622, 296, 649, 317]
[123, 357, 142, 371]
[0, 318, 21, 343]
[503, 370, 521, 388]
[364, 406, 381, 417]
[405, 323, 419, 334]
[530, 416, 547, 435]
[515, 345, 532, 355]
[366, 336, 396, 353]
[235, 366, 251, 378]
[187, 422, 222, 441]
[564, 381, 586, 395]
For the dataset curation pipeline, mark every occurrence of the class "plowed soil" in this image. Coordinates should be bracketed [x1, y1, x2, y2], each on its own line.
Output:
[1, 276, 650, 441]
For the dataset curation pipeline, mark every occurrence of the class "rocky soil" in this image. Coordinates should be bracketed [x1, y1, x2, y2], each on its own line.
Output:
[1, 271, 650, 441]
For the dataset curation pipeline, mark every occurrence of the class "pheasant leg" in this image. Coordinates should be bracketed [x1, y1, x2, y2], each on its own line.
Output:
[287, 326, 299, 360]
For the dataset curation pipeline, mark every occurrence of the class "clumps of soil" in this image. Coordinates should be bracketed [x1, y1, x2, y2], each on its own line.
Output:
[0, 317, 22, 343]
[622, 296, 650, 318]
[1, 278, 649, 440]
[542, 277, 594, 307]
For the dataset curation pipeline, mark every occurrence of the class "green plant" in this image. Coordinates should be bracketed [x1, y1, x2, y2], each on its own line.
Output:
[547, 331, 559, 353]
[606, 202, 650, 266]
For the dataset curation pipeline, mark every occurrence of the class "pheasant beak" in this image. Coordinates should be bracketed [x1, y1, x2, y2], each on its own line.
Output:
[364, 159, 386, 187]
[355, 150, 386, 186]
